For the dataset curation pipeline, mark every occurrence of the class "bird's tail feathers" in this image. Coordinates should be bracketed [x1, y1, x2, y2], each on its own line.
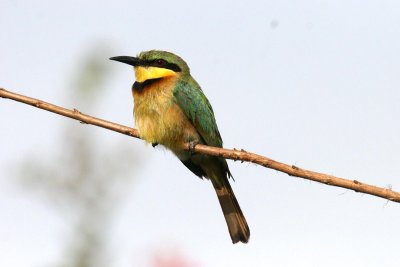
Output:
[212, 177, 250, 243]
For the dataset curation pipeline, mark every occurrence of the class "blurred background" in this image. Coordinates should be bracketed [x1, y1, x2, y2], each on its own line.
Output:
[1, 1, 400, 266]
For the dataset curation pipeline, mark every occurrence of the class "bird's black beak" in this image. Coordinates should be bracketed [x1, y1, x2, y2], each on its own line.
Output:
[109, 56, 141, 66]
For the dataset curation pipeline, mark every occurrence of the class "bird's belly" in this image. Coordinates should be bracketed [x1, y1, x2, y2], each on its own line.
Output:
[133, 91, 199, 151]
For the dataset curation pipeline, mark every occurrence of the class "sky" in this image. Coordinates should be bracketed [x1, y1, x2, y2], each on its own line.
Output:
[1, 1, 400, 266]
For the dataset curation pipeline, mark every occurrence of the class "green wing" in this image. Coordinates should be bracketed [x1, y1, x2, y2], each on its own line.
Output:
[173, 78, 223, 147]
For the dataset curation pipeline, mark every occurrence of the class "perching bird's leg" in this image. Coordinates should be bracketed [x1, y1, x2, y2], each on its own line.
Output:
[188, 140, 199, 155]
[152, 142, 158, 147]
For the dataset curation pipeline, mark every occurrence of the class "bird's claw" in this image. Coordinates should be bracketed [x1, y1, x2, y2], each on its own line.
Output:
[188, 140, 199, 154]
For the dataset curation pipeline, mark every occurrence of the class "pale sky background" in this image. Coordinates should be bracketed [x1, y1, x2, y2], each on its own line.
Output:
[1, 1, 400, 266]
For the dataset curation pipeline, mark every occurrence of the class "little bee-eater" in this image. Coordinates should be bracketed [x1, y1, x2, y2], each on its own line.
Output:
[110, 50, 250, 243]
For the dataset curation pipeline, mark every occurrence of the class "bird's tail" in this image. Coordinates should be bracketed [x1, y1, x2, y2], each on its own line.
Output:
[211, 176, 250, 243]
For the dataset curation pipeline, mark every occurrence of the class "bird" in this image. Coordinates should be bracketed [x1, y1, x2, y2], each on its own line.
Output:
[110, 50, 250, 243]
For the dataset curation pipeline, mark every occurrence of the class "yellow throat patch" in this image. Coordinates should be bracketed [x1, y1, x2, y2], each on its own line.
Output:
[134, 66, 176, 83]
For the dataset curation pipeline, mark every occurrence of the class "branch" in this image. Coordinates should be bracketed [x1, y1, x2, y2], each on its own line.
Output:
[1, 88, 399, 203]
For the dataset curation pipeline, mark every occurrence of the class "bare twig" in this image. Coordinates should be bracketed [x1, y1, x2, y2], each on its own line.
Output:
[1, 88, 399, 203]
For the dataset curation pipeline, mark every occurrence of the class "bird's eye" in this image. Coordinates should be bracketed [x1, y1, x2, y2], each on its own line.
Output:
[156, 59, 167, 65]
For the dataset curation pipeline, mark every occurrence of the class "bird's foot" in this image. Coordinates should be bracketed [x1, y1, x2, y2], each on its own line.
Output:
[152, 142, 158, 147]
[188, 140, 199, 155]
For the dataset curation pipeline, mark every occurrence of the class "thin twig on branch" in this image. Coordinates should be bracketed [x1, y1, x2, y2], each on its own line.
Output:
[1, 87, 399, 203]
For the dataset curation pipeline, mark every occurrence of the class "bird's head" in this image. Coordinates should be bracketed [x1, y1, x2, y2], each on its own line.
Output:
[110, 50, 190, 83]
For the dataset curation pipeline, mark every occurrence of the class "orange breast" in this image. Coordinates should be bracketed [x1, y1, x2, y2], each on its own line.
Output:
[132, 78, 200, 151]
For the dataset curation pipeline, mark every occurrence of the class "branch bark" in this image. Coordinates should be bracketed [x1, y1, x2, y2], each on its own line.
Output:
[1, 88, 399, 203]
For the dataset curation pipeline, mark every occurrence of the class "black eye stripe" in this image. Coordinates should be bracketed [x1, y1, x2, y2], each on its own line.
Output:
[156, 59, 167, 65]
[147, 59, 182, 72]
[150, 59, 167, 68]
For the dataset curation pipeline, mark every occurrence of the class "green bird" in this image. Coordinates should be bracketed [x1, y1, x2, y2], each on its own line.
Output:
[110, 50, 250, 243]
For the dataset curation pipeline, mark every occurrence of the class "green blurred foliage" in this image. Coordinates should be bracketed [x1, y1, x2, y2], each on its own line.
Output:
[15, 45, 143, 267]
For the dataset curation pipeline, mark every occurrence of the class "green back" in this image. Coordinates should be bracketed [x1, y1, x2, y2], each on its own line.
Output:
[173, 77, 223, 148]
